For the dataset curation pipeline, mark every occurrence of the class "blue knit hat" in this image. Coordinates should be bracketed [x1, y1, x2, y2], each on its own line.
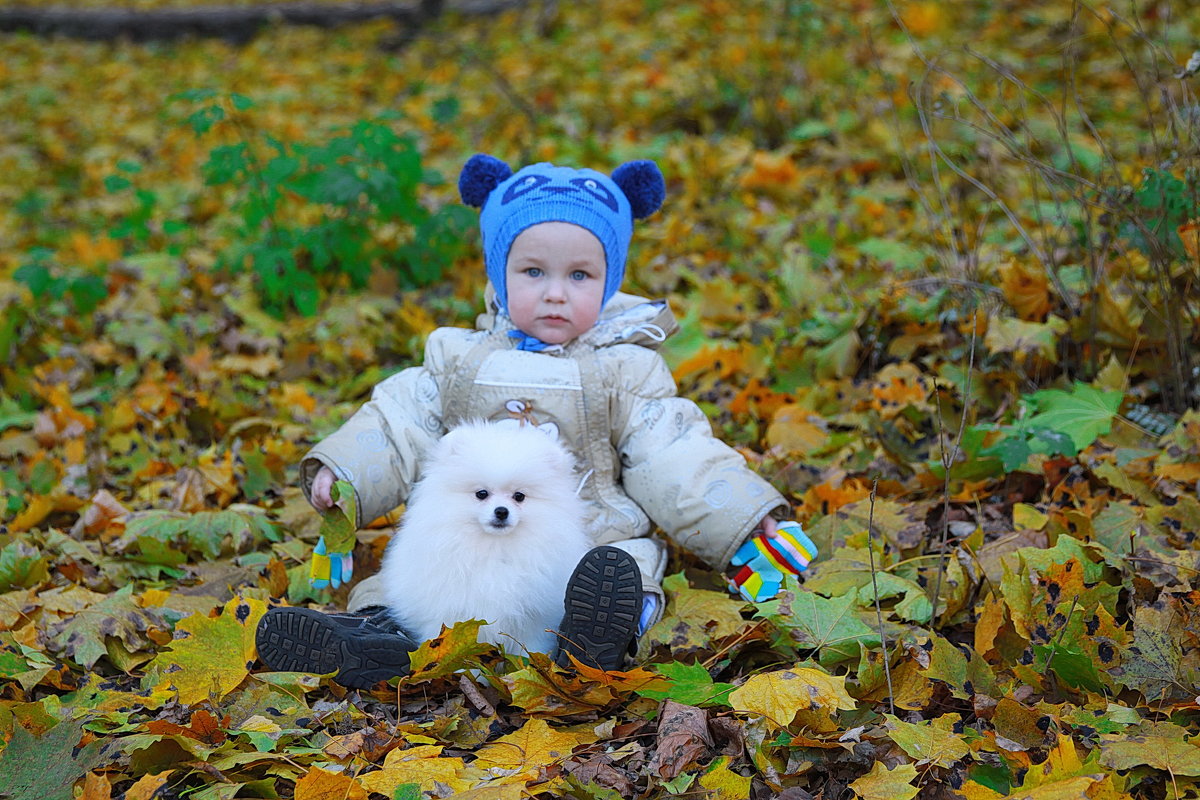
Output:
[459, 155, 665, 311]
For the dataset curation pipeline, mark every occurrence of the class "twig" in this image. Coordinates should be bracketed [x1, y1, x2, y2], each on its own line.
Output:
[865, 479, 894, 716]
[702, 618, 770, 670]
[929, 309, 978, 626]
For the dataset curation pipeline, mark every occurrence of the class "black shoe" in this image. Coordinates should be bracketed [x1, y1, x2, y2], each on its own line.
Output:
[255, 605, 417, 690]
[555, 546, 642, 671]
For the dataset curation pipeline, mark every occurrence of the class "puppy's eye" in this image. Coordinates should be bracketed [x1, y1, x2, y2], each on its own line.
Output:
[513, 492, 526, 503]
[475, 489, 489, 500]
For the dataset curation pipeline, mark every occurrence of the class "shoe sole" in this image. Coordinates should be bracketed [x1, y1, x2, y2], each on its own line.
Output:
[556, 546, 642, 671]
[254, 607, 411, 690]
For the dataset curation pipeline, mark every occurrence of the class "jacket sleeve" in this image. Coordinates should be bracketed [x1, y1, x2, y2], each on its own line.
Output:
[299, 328, 465, 528]
[611, 347, 788, 569]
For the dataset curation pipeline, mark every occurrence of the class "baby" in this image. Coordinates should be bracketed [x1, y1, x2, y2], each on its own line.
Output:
[255, 154, 816, 688]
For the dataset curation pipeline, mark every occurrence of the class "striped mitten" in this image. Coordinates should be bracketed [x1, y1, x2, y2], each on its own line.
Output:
[729, 521, 817, 602]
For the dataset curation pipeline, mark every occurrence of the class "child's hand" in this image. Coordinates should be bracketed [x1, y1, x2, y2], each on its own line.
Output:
[310, 466, 336, 511]
[729, 519, 818, 602]
[759, 515, 778, 539]
[309, 474, 358, 590]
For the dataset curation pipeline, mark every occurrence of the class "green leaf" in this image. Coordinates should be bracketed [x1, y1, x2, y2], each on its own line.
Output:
[67, 275, 109, 313]
[1033, 642, 1105, 693]
[263, 155, 300, 184]
[661, 773, 696, 795]
[1024, 382, 1122, 451]
[637, 661, 735, 707]
[0, 541, 50, 592]
[318, 480, 358, 553]
[120, 507, 278, 562]
[13, 259, 56, 298]
[103, 174, 133, 192]
[0, 718, 120, 800]
[856, 237, 926, 270]
[884, 713, 970, 768]
[1027, 426, 1077, 457]
[980, 435, 1031, 472]
[393, 784, 423, 800]
[759, 587, 880, 667]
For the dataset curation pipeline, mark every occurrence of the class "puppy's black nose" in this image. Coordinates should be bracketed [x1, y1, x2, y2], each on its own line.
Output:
[494, 506, 509, 521]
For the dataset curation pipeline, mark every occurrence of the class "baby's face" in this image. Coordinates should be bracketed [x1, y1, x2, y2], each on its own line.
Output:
[505, 221, 606, 345]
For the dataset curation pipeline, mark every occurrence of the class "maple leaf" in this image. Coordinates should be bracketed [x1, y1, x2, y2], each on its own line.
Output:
[849, 761, 920, 800]
[117, 506, 280, 562]
[637, 660, 734, 707]
[884, 713, 971, 768]
[1114, 600, 1187, 698]
[357, 745, 476, 797]
[502, 652, 620, 716]
[0, 719, 120, 800]
[147, 594, 266, 705]
[728, 667, 855, 729]
[1023, 382, 1122, 452]
[1100, 722, 1200, 777]
[759, 585, 880, 666]
[293, 767, 368, 800]
[47, 584, 164, 670]
[473, 717, 599, 781]
[400, 618, 495, 684]
[696, 755, 752, 800]
[643, 572, 753, 653]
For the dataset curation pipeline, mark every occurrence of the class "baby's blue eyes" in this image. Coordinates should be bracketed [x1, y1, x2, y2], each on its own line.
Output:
[521, 267, 593, 281]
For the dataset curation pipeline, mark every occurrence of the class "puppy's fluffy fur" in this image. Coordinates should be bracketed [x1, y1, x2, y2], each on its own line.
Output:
[380, 421, 591, 657]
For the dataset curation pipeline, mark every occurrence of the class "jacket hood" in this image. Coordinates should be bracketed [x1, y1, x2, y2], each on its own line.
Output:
[475, 283, 679, 351]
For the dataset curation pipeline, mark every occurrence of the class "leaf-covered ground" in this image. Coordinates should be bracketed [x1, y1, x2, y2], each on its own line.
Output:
[3, 1, 1200, 798]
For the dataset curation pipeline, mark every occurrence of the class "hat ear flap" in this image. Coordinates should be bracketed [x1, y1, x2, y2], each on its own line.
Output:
[611, 160, 665, 219]
[459, 154, 513, 207]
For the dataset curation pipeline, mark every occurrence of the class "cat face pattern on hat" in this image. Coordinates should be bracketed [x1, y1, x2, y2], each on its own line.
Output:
[459, 154, 665, 311]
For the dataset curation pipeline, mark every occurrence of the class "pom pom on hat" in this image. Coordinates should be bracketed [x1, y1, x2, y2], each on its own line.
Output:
[612, 160, 665, 220]
[459, 154, 513, 208]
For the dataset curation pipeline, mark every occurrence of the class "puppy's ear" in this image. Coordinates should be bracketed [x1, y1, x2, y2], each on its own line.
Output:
[438, 427, 467, 459]
[541, 439, 576, 475]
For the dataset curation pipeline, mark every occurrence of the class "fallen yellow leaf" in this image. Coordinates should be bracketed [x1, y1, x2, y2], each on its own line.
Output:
[123, 770, 173, 800]
[150, 594, 266, 705]
[357, 745, 476, 797]
[698, 755, 753, 800]
[473, 717, 599, 780]
[729, 667, 856, 729]
[294, 766, 367, 800]
[849, 761, 920, 800]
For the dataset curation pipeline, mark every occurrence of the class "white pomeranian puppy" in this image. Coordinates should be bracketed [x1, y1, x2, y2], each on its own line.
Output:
[379, 420, 592, 657]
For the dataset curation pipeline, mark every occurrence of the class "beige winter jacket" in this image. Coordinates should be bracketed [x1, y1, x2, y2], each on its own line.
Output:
[300, 291, 787, 611]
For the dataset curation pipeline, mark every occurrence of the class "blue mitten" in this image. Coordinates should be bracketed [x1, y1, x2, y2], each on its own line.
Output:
[310, 536, 354, 590]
